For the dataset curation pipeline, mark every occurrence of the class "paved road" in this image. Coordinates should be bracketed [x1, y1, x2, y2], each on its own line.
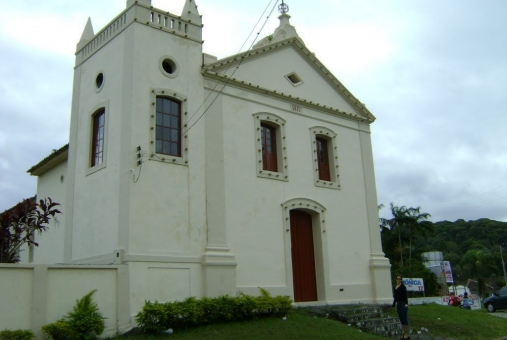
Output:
[490, 311, 507, 319]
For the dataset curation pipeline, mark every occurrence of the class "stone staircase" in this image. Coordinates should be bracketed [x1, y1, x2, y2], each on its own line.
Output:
[302, 304, 402, 338]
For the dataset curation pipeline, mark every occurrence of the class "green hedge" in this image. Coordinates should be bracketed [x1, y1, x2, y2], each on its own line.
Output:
[0, 330, 34, 340]
[136, 288, 293, 334]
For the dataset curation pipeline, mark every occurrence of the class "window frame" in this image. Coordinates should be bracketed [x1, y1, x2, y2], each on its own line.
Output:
[316, 137, 331, 181]
[310, 127, 340, 189]
[86, 104, 109, 176]
[91, 109, 105, 167]
[253, 113, 288, 181]
[155, 97, 182, 157]
[261, 123, 278, 172]
[150, 88, 188, 166]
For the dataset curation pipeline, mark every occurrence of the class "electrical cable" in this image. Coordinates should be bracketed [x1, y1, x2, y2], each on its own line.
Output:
[185, 0, 277, 127]
[181, 0, 280, 138]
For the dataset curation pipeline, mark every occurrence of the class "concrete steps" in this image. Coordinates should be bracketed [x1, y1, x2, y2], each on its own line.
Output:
[302, 304, 403, 338]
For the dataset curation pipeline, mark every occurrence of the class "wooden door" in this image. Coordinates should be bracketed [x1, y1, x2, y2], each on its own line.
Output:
[290, 210, 318, 302]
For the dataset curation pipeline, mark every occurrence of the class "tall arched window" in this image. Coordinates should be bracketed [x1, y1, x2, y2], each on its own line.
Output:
[253, 113, 288, 181]
[261, 123, 278, 172]
[316, 137, 330, 181]
[310, 127, 340, 189]
[91, 109, 105, 167]
[155, 97, 181, 157]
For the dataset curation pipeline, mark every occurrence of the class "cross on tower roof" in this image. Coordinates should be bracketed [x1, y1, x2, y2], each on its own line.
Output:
[278, 0, 289, 14]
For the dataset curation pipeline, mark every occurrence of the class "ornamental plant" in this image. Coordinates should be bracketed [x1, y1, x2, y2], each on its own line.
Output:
[0, 197, 61, 263]
[42, 290, 105, 340]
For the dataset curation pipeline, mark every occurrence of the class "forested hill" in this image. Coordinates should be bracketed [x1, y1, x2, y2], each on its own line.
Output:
[415, 218, 507, 284]
[427, 218, 507, 253]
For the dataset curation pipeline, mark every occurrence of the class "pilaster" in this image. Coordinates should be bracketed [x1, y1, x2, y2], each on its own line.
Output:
[358, 123, 392, 301]
[202, 91, 236, 297]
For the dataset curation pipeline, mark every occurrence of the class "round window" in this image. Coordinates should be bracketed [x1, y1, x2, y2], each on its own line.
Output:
[162, 59, 176, 74]
[96, 73, 104, 88]
[95, 71, 105, 92]
[159, 56, 180, 78]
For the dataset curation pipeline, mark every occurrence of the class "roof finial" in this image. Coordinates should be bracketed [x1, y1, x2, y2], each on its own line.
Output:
[278, 0, 289, 14]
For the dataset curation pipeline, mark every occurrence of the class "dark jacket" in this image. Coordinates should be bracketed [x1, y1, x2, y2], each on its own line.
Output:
[392, 284, 408, 307]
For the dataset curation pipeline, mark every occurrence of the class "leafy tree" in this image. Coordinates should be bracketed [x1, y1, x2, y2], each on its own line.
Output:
[0, 197, 61, 263]
[461, 249, 497, 297]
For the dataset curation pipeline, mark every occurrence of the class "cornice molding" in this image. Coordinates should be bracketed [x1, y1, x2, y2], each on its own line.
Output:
[202, 38, 375, 123]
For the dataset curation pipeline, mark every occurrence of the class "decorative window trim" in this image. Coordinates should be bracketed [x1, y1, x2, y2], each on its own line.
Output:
[310, 126, 340, 189]
[86, 101, 109, 176]
[253, 112, 288, 181]
[158, 55, 180, 79]
[149, 88, 188, 166]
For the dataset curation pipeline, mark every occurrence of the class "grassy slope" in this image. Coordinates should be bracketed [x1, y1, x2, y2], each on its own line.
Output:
[113, 304, 507, 340]
[402, 304, 507, 340]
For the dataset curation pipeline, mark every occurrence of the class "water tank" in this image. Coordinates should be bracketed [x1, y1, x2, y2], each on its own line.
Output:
[422, 251, 443, 267]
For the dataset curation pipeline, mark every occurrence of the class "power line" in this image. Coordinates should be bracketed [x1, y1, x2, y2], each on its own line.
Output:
[185, 0, 277, 127]
[181, 0, 280, 137]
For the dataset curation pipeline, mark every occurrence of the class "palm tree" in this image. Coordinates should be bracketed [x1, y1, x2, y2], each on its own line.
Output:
[380, 203, 410, 267]
[379, 203, 432, 268]
[405, 206, 432, 268]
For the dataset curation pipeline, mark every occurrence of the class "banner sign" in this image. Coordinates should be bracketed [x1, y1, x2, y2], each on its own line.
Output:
[403, 278, 425, 292]
[442, 261, 454, 283]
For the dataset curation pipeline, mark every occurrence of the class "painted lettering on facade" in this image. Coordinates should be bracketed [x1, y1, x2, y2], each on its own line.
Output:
[290, 104, 302, 113]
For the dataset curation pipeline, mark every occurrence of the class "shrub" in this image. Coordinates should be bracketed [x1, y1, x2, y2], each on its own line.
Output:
[41, 321, 77, 340]
[136, 288, 293, 334]
[0, 329, 35, 340]
[41, 290, 105, 340]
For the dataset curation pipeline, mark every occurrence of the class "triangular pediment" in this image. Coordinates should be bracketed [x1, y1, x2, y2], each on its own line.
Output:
[203, 38, 375, 122]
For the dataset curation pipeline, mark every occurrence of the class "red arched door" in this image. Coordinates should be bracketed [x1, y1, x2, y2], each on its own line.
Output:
[290, 210, 317, 302]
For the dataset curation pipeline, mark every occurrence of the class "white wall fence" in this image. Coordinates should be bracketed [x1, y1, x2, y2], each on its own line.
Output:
[0, 264, 131, 340]
[409, 295, 482, 310]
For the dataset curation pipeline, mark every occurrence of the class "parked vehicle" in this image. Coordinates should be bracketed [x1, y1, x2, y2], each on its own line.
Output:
[484, 286, 507, 312]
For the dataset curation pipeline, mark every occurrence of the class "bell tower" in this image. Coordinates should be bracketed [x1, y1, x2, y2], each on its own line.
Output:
[64, 0, 205, 275]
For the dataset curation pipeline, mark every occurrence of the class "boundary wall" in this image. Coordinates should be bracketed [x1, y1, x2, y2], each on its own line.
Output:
[0, 264, 131, 339]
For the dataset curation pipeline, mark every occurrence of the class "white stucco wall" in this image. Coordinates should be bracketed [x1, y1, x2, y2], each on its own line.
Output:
[0, 268, 33, 330]
[0, 264, 130, 340]
[222, 46, 358, 114]
[203, 77, 386, 302]
[31, 161, 67, 264]
[67, 15, 206, 262]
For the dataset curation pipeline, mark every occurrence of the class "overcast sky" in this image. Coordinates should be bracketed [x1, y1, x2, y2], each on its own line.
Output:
[1, 0, 506, 223]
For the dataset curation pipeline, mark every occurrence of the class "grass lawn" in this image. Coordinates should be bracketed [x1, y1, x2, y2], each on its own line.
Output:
[109, 304, 507, 340]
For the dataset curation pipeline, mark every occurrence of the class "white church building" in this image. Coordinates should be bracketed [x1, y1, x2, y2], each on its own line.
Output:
[19, 0, 392, 330]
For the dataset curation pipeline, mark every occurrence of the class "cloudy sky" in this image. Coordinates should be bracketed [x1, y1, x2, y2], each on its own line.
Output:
[1, 0, 506, 223]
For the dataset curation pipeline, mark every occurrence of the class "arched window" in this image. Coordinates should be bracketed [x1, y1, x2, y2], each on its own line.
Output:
[261, 123, 277, 172]
[91, 108, 105, 167]
[310, 127, 340, 189]
[155, 97, 181, 157]
[316, 137, 330, 181]
[253, 113, 288, 181]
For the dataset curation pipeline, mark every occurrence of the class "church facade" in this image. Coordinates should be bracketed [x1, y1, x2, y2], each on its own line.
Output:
[26, 0, 392, 315]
